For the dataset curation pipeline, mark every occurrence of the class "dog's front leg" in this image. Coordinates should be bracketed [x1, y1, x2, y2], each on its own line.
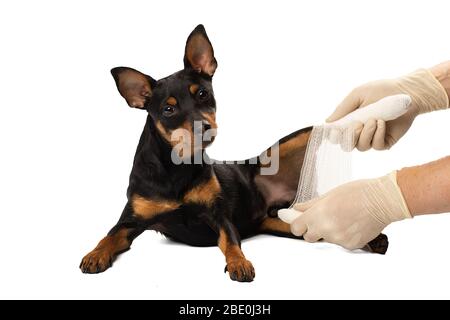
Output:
[80, 223, 144, 274]
[213, 219, 255, 282]
[80, 204, 145, 274]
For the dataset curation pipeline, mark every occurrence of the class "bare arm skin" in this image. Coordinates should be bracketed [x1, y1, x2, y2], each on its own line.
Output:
[430, 61, 450, 102]
[398, 62, 450, 215]
[398, 156, 450, 216]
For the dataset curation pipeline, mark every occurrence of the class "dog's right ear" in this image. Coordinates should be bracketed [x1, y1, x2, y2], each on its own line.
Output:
[111, 67, 156, 109]
[184, 24, 217, 76]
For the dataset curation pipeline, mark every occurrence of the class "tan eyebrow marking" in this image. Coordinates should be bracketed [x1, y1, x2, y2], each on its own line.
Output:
[189, 84, 200, 95]
[166, 97, 177, 106]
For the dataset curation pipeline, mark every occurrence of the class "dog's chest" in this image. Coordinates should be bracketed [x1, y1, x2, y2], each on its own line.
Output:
[131, 174, 221, 220]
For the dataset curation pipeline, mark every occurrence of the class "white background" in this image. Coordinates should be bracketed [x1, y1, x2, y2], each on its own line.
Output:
[1, 0, 449, 299]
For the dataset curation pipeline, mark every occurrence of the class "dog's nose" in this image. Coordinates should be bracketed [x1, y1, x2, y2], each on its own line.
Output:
[203, 120, 212, 131]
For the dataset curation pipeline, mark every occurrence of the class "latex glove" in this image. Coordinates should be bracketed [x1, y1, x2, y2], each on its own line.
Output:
[290, 171, 412, 250]
[328, 69, 449, 151]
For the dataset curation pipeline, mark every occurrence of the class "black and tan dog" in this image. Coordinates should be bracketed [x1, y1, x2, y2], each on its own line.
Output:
[80, 25, 388, 282]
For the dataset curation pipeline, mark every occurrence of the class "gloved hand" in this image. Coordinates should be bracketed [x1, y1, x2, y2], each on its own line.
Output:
[290, 171, 412, 250]
[327, 69, 449, 151]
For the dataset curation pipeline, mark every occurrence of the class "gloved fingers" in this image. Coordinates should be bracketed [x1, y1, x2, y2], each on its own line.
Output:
[328, 124, 360, 150]
[342, 234, 365, 251]
[293, 196, 323, 212]
[290, 215, 308, 237]
[356, 118, 377, 151]
[383, 109, 416, 149]
[341, 242, 362, 251]
[325, 232, 361, 251]
[277, 208, 303, 224]
[326, 89, 362, 123]
[372, 120, 387, 150]
[384, 133, 397, 149]
[302, 230, 321, 243]
[345, 231, 385, 251]
[350, 121, 363, 150]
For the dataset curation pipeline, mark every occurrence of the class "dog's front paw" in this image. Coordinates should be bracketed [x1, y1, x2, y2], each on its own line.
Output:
[80, 250, 113, 274]
[225, 259, 255, 282]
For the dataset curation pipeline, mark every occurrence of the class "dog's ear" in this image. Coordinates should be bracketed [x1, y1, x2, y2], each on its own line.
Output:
[184, 24, 217, 77]
[111, 67, 156, 109]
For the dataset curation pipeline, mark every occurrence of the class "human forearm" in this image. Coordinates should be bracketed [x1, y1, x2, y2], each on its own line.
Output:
[430, 61, 450, 105]
[397, 156, 450, 216]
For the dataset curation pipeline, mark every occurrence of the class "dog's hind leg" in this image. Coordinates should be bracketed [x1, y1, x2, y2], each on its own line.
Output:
[254, 126, 389, 254]
[258, 217, 389, 254]
[259, 216, 303, 240]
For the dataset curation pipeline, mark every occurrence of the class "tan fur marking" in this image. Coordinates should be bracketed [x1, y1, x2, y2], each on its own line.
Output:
[218, 229, 244, 261]
[181, 120, 192, 131]
[166, 96, 177, 106]
[278, 130, 311, 158]
[259, 217, 291, 233]
[183, 175, 221, 206]
[156, 121, 194, 155]
[259, 131, 311, 169]
[79, 228, 131, 273]
[218, 228, 255, 281]
[226, 245, 246, 261]
[201, 112, 218, 129]
[189, 84, 200, 95]
[132, 195, 180, 219]
[182, 120, 194, 157]
[218, 229, 228, 254]
[96, 228, 130, 254]
[156, 121, 172, 143]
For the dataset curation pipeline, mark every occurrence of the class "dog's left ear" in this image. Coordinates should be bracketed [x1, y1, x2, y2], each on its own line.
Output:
[184, 24, 217, 77]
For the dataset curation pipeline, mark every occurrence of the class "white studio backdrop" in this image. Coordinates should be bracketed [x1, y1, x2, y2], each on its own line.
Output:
[0, 0, 449, 299]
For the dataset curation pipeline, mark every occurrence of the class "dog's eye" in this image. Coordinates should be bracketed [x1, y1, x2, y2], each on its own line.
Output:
[197, 88, 209, 100]
[163, 105, 175, 116]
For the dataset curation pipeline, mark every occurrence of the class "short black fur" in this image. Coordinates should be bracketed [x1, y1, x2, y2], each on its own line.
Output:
[80, 25, 389, 281]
